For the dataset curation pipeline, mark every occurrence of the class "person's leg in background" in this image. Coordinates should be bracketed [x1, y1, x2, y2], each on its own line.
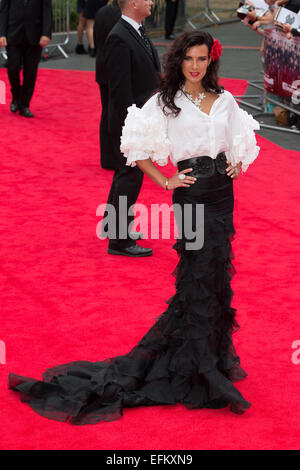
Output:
[76, 2, 88, 55]
[86, 19, 96, 57]
[165, 0, 178, 40]
[83, 0, 96, 57]
[18, 41, 42, 117]
[102, 139, 151, 255]
[107, 140, 145, 249]
[99, 84, 118, 170]
[6, 44, 23, 113]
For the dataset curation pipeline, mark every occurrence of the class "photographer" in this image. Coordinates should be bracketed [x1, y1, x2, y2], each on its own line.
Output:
[273, 0, 300, 37]
[242, 1, 276, 35]
[282, 23, 300, 37]
[241, 1, 276, 60]
[274, 0, 300, 13]
[240, 0, 300, 130]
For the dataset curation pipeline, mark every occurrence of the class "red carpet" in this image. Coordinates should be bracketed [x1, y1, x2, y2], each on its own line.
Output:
[0, 69, 299, 450]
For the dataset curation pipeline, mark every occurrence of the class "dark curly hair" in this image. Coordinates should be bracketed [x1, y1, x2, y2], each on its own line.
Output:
[158, 31, 224, 117]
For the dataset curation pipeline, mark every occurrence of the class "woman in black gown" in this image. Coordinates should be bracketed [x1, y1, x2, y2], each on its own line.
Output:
[8, 31, 260, 424]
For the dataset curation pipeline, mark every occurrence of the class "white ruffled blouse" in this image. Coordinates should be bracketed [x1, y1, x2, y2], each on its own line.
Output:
[120, 89, 260, 173]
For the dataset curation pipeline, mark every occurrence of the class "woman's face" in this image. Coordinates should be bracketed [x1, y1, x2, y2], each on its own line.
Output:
[181, 44, 211, 88]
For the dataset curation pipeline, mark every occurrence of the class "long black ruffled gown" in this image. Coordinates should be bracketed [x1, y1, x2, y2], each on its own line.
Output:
[8, 154, 251, 424]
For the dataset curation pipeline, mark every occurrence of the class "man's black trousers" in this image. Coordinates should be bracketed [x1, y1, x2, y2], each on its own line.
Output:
[6, 39, 42, 107]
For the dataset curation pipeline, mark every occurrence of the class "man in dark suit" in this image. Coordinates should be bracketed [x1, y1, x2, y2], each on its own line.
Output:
[0, 0, 52, 117]
[102, 0, 161, 257]
[94, 0, 121, 169]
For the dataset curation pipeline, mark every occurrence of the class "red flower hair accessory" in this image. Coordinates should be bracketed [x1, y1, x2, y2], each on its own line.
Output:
[209, 38, 222, 62]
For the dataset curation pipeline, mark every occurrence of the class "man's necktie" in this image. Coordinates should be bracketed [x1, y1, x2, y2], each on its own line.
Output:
[138, 25, 153, 55]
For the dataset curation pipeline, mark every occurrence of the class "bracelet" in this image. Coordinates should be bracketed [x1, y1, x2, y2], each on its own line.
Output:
[165, 178, 169, 190]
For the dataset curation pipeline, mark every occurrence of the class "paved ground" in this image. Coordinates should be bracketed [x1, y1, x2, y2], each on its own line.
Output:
[2, 21, 299, 150]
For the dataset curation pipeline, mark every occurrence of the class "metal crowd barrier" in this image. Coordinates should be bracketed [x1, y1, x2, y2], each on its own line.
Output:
[184, 0, 238, 29]
[0, 17, 7, 61]
[236, 28, 300, 135]
[47, 0, 70, 58]
[0, 48, 7, 61]
[235, 81, 300, 135]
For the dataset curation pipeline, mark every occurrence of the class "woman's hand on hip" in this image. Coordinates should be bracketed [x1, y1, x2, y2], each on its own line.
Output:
[226, 161, 242, 179]
[167, 169, 197, 190]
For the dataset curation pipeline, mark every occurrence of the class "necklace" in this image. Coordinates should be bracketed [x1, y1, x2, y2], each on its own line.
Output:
[183, 87, 206, 111]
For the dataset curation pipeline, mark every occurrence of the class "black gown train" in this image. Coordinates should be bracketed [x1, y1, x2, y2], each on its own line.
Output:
[8, 155, 251, 424]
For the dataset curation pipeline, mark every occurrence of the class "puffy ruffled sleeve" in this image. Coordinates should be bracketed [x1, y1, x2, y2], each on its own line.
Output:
[226, 95, 260, 173]
[120, 93, 172, 167]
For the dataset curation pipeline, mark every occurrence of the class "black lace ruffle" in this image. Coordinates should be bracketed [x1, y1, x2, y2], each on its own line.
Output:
[8, 209, 251, 425]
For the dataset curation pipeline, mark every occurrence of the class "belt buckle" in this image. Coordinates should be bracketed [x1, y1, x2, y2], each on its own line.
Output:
[194, 156, 214, 177]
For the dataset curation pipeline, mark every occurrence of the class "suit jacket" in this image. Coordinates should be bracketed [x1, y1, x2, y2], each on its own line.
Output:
[94, 3, 121, 86]
[104, 18, 161, 138]
[0, 0, 52, 46]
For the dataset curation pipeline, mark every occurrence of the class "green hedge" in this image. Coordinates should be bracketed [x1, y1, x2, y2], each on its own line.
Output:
[70, 0, 78, 31]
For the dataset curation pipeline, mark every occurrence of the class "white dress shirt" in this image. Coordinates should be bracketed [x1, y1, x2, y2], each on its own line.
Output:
[120, 89, 260, 173]
[121, 14, 142, 35]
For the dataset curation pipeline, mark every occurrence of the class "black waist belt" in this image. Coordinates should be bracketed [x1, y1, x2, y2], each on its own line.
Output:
[177, 152, 228, 178]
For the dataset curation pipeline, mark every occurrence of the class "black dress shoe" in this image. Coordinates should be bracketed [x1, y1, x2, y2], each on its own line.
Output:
[19, 107, 34, 118]
[10, 101, 19, 113]
[107, 244, 153, 257]
[165, 33, 175, 40]
[75, 44, 87, 55]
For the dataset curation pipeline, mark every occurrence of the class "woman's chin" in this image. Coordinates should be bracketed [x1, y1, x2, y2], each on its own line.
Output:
[184, 77, 202, 87]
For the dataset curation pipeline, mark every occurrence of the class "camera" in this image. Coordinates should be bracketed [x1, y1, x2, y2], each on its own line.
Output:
[237, 2, 268, 25]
